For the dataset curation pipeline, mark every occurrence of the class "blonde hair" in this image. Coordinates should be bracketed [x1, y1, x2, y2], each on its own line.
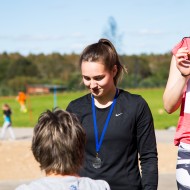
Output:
[32, 108, 86, 175]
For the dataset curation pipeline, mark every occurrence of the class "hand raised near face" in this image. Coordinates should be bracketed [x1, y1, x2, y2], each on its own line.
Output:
[175, 47, 190, 77]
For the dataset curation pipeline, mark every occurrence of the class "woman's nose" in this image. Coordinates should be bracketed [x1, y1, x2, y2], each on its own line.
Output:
[90, 80, 97, 89]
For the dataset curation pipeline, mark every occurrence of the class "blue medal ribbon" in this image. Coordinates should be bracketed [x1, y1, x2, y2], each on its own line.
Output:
[91, 89, 118, 154]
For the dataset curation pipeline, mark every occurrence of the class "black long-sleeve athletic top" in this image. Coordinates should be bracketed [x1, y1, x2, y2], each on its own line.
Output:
[66, 89, 158, 190]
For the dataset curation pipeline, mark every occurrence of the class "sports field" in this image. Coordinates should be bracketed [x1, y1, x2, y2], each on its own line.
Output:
[0, 88, 179, 129]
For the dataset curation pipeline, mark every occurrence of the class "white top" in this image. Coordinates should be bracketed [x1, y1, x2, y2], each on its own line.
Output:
[15, 176, 110, 190]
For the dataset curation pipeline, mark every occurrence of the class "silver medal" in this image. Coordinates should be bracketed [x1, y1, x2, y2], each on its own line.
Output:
[92, 155, 102, 169]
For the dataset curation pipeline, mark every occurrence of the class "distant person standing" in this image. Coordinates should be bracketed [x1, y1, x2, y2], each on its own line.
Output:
[16, 91, 27, 113]
[0, 104, 15, 140]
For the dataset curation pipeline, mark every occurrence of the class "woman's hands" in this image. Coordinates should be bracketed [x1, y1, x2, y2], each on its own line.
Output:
[175, 47, 190, 77]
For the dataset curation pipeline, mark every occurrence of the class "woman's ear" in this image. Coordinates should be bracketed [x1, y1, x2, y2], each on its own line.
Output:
[112, 65, 118, 77]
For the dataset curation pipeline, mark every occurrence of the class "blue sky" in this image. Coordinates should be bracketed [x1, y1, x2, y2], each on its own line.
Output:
[0, 0, 190, 55]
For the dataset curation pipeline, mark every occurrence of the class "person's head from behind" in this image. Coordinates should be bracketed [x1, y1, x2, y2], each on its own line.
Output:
[32, 108, 86, 176]
[79, 38, 126, 97]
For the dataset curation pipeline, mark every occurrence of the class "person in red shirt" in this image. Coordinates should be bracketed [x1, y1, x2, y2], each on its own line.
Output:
[163, 37, 190, 189]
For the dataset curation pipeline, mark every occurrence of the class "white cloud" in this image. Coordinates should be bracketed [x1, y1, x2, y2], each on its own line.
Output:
[0, 32, 86, 42]
[0, 34, 66, 41]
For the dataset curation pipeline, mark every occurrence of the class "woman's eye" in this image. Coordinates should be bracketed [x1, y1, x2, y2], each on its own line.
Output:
[94, 76, 104, 81]
[83, 76, 90, 81]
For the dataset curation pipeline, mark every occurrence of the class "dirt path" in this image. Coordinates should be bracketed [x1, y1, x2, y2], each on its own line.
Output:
[0, 141, 177, 181]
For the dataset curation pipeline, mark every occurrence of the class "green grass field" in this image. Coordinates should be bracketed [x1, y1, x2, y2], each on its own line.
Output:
[0, 88, 179, 129]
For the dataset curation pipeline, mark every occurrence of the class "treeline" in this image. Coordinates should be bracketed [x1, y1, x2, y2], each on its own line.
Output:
[0, 51, 171, 96]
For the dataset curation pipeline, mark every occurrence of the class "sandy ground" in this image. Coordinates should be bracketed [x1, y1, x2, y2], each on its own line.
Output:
[0, 141, 44, 181]
[0, 141, 178, 180]
[0, 128, 178, 190]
